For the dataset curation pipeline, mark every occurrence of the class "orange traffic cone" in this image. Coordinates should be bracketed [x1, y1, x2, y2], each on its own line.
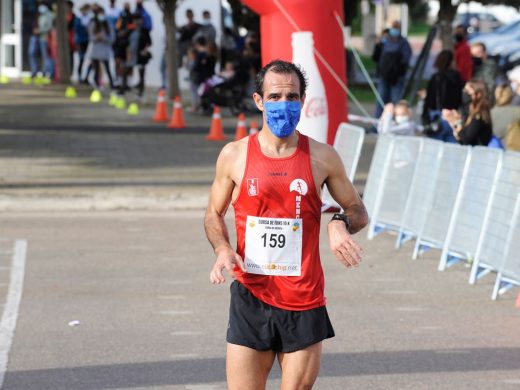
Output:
[168, 96, 186, 128]
[249, 120, 259, 135]
[234, 113, 248, 141]
[516, 292, 520, 309]
[206, 106, 226, 141]
[153, 89, 168, 122]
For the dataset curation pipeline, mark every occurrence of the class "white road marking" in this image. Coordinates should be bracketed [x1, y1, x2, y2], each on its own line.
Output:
[0, 239, 28, 388]
[157, 295, 185, 300]
[171, 331, 203, 336]
[434, 350, 470, 354]
[160, 310, 193, 315]
[186, 384, 225, 390]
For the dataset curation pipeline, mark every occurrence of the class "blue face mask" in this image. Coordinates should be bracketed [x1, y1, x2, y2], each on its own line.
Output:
[389, 28, 400, 38]
[264, 101, 301, 138]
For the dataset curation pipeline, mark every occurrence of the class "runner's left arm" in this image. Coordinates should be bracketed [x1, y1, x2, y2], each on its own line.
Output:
[323, 146, 368, 268]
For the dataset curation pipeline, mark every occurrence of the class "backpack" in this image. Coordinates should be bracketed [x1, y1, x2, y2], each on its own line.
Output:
[379, 50, 406, 85]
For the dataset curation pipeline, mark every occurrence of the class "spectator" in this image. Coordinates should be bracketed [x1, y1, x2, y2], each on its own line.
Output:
[453, 25, 473, 83]
[371, 28, 389, 78]
[442, 79, 493, 146]
[221, 27, 239, 64]
[195, 10, 217, 44]
[377, 101, 421, 136]
[509, 66, 520, 106]
[177, 9, 201, 65]
[187, 36, 215, 112]
[422, 49, 464, 143]
[491, 81, 519, 141]
[114, 2, 133, 89]
[135, 0, 152, 32]
[375, 21, 412, 118]
[471, 42, 498, 107]
[28, 2, 55, 79]
[134, 11, 152, 100]
[73, 3, 91, 82]
[106, 0, 121, 28]
[88, 7, 115, 90]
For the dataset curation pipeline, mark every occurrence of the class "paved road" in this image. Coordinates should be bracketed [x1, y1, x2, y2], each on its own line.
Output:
[0, 83, 376, 211]
[0, 211, 519, 389]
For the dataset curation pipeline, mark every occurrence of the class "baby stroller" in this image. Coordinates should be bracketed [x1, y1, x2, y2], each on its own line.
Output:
[200, 61, 250, 115]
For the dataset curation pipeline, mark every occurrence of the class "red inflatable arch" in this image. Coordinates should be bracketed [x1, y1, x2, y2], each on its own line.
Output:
[242, 0, 348, 144]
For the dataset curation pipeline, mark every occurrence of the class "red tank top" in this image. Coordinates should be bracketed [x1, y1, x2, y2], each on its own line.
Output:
[233, 133, 325, 311]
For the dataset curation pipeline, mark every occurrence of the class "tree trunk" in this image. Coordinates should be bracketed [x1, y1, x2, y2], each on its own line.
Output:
[55, 0, 71, 84]
[437, 0, 458, 50]
[163, 2, 179, 100]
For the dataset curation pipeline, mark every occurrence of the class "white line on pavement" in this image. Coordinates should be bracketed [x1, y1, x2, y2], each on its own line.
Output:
[0, 239, 28, 388]
[160, 310, 193, 316]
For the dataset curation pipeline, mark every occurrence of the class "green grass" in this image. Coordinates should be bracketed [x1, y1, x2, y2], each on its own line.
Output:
[348, 85, 377, 103]
[408, 21, 431, 36]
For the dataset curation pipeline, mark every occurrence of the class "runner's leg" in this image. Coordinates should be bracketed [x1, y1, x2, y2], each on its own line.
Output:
[227, 343, 275, 390]
[277, 342, 322, 390]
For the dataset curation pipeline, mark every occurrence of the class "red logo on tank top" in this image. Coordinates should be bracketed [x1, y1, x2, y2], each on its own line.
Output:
[247, 178, 259, 196]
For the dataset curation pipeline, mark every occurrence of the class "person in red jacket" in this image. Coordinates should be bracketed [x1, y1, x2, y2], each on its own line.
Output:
[453, 25, 473, 82]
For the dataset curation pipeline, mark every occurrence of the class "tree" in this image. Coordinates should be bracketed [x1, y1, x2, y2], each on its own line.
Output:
[55, 0, 71, 84]
[228, 0, 259, 33]
[156, 0, 179, 100]
[437, 0, 520, 49]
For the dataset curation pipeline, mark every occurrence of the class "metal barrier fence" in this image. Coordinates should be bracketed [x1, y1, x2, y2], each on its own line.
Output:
[362, 135, 394, 218]
[438, 147, 503, 271]
[469, 150, 520, 284]
[492, 193, 520, 300]
[413, 144, 472, 260]
[322, 123, 365, 211]
[364, 136, 520, 304]
[395, 139, 444, 249]
[366, 137, 422, 240]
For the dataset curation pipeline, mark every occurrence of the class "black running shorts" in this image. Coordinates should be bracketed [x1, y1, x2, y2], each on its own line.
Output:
[226, 280, 335, 353]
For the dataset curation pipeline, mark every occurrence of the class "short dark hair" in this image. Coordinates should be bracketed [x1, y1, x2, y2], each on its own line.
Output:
[434, 49, 454, 72]
[471, 42, 487, 53]
[255, 59, 308, 98]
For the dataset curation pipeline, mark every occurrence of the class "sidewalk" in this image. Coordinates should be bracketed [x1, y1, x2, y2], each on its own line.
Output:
[0, 82, 376, 211]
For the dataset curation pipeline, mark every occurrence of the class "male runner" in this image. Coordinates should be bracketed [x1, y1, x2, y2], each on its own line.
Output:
[204, 60, 368, 390]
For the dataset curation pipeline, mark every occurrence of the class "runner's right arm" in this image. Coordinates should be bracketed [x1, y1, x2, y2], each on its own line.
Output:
[204, 143, 246, 284]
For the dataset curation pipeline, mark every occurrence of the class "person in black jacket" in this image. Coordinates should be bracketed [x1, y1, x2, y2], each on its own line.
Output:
[442, 79, 493, 146]
[422, 50, 464, 143]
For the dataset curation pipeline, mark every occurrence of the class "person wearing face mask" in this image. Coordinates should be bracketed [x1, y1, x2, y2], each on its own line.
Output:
[470, 42, 498, 107]
[194, 10, 217, 45]
[377, 100, 420, 136]
[135, 0, 152, 32]
[87, 7, 115, 90]
[73, 4, 92, 82]
[375, 21, 412, 118]
[452, 25, 473, 83]
[204, 60, 368, 390]
[442, 79, 493, 146]
[28, 1, 55, 79]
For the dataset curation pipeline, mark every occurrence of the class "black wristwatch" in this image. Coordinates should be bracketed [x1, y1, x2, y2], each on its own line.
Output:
[331, 213, 351, 232]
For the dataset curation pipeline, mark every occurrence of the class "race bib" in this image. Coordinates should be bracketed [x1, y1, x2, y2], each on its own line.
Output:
[244, 216, 303, 276]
